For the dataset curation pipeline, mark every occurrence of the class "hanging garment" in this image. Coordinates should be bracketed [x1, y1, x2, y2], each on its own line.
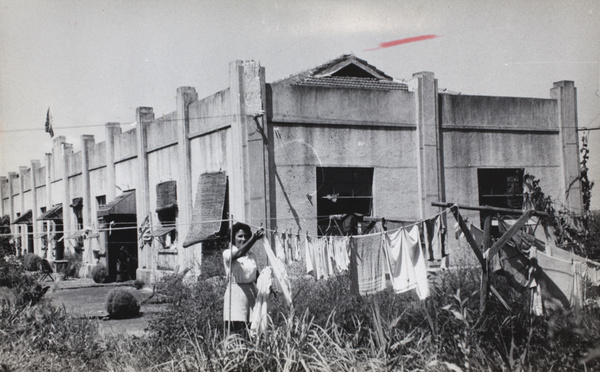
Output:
[305, 235, 329, 279]
[291, 233, 301, 261]
[384, 225, 430, 300]
[261, 236, 293, 306]
[350, 233, 386, 296]
[331, 236, 350, 273]
[535, 251, 584, 310]
[250, 267, 273, 334]
[274, 232, 285, 261]
[305, 234, 316, 276]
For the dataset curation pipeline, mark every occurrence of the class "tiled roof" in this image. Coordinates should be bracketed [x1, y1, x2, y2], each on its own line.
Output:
[295, 76, 408, 91]
[273, 54, 408, 91]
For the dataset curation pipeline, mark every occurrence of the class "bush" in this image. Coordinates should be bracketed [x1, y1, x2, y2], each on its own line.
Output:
[91, 264, 108, 283]
[0, 255, 47, 308]
[23, 253, 42, 272]
[64, 251, 82, 278]
[134, 279, 145, 290]
[106, 288, 140, 319]
[147, 272, 225, 349]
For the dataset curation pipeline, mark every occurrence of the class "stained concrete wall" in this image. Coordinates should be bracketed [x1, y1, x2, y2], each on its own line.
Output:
[114, 128, 137, 162]
[189, 88, 231, 135]
[114, 159, 138, 191]
[190, 129, 232, 196]
[88, 141, 106, 170]
[147, 112, 178, 151]
[269, 124, 419, 235]
[270, 85, 415, 127]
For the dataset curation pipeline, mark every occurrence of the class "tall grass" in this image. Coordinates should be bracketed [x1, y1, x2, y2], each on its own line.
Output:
[1, 252, 600, 371]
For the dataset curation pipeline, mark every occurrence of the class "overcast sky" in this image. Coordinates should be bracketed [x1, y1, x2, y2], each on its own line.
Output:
[1, 0, 599, 210]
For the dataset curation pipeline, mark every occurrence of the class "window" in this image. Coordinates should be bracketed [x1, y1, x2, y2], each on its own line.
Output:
[477, 168, 524, 233]
[96, 195, 106, 209]
[316, 167, 374, 236]
[156, 181, 178, 248]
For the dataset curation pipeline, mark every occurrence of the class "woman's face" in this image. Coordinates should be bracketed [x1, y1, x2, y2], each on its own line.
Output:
[234, 229, 249, 247]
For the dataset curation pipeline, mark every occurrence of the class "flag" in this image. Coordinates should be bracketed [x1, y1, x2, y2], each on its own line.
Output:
[138, 215, 152, 249]
[45, 108, 54, 137]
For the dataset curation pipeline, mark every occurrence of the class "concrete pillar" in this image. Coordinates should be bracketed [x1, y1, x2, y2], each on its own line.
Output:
[61, 142, 73, 251]
[45, 153, 52, 207]
[550, 81, 583, 212]
[135, 107, 154, 282]
[8, 172, 16, 254]
[31, 160, 40, 254]
[105, 123, 121, 202]
[81, 135, 94, 266]
[229, 60, 270, 265]
[8, 172, 16, 224]
[176, 87, 199, 269]
[18, 166, 27, 216]
[45, 153, 52, 256]
[410, 71, 443, 219]
[0, 176, 6, 217]
[18, 166, 28, 254]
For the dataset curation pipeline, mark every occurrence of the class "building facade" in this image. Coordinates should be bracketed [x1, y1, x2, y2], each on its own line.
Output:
[0, 55, 583, 283]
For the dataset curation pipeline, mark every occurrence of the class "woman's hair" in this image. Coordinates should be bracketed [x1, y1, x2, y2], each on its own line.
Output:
[230, 222, 252, 244]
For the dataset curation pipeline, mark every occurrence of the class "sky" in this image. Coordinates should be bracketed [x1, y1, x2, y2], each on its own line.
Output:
[1, 0, 599, 210]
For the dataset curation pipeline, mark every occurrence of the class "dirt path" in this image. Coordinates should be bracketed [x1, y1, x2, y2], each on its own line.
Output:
[46, 282, 167, 337]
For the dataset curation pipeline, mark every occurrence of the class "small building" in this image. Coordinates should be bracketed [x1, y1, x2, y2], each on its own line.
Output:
[0, 55, 582, 283]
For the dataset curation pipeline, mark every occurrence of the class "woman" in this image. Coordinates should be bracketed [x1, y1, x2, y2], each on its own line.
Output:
[223, 222, 265, 334]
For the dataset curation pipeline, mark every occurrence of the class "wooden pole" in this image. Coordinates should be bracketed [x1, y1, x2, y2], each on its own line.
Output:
[480, 216, 492, 313]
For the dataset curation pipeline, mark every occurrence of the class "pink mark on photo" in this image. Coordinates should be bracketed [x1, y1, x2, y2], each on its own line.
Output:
[365, 35, 439, 51]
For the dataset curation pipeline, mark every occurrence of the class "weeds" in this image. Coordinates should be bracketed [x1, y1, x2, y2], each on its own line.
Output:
[1, 251, 600, 371]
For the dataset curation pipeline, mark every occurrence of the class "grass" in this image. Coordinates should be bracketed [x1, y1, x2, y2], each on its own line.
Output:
[2, 253, 600, 371]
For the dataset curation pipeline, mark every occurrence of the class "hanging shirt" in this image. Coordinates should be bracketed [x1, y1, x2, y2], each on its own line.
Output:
[331, 236, 350, 273]
[350, 233, 386, 296]
[261, 236, 293, 306]
[384, 225, 430, 300]
[305, 235, 329, 279]
[423, 215, 445, 261]
[250, 267, 273, 334]
[274, 233, 285, 261]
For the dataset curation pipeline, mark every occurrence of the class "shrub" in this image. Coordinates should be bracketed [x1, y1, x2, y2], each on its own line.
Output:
[91, 263, 108, 283]
[106, 288, 140, 319]
[147, 272, 225, 349]
[134, 279, 145, 290]
[64, 251, 82, 278]
[0, 255, 46, 308]
[23, 253, 42, 272]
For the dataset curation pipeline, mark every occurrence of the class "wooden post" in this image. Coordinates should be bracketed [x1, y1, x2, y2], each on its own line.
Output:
[480, 216, 492, 313]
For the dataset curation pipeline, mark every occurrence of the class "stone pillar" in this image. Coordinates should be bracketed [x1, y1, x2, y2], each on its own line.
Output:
[135, 107, 154, 283]
[410, 71, 443, 219]
[31, 160, 40, 254]
[550, 81, 583, 212]
[0, 176, 6, 217]
[176, 87, 199, 270]
[61, 142, 73, 251]
[105, 123, 121, 202]
[81, 135, 94, 267]
[229, 60, 270, 265]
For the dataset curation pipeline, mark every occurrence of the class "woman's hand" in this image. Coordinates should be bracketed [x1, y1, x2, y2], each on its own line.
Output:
[254, 228, 265, 240]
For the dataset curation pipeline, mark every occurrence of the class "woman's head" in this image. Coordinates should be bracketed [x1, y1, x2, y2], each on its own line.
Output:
[231, 222, 252, 247]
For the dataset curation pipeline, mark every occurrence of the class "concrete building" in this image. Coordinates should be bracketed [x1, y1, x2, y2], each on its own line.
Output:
[1, 55, 583, 283]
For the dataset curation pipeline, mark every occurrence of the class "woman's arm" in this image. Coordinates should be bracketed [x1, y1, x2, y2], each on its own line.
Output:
[231, 228, 265, 260]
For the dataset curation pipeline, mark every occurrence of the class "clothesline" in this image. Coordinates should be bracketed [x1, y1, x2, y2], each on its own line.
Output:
[4, 206, 455, 240]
